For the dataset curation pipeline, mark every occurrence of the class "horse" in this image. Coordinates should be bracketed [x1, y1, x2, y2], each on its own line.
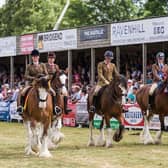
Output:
[23, 76, 53, 157]
[87, 75, 127, 147]
[136, 78, 168, 145]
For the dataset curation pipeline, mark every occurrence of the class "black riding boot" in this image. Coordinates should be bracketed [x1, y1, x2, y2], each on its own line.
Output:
[89, 95, 97, 113]
[17, 95, 25, 115]
[52, 96, 62, 116]
[64, 96, 72, 114]
[148, 94, 155, 111]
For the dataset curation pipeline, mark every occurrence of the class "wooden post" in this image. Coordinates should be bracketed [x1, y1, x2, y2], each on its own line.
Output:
[116, 46, 120, 73]
[10, 56, 14, 88]
[91, 48, 95, 85]
[142, 43, 147, 84]
[68, 50, 72, 91]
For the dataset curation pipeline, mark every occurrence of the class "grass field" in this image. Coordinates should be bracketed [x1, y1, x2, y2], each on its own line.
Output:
[0, 122, 168, 168]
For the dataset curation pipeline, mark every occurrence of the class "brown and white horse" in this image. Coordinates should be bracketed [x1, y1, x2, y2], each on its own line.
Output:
[23, 76, 53, 157]
[87, 75, 127, 147]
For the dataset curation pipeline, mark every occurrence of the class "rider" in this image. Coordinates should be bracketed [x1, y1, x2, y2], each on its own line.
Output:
[45, 52, 71, 113]
[89, 50, 120, 112]
[148, 51, 166, 110]
[17, 49, 56, 115]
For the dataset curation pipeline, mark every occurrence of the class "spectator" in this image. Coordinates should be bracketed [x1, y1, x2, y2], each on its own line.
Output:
[71, 85, 81, 104]
[127, 86, 138, 104]
[146, 72, 153, 84]
[79, 87, 88, 103]
[127, 79, 134, 95]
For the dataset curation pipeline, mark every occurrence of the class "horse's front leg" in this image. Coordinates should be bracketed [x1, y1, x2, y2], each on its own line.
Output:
[143, 114, 154, 144]
[24, 121, 37, 156]
[113, 114, 125, 143]
[95, 117, 105, 147]
[49, 117, 64, 147]
[39, 122, 52, 158]
[154, 114, 164, 144]
[87, 112, 95, 146]
[104, 116, 112, 148]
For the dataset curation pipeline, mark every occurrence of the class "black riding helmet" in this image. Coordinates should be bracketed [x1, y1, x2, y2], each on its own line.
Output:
[104, 50, 114, 59]
[31, 49, 40, 56]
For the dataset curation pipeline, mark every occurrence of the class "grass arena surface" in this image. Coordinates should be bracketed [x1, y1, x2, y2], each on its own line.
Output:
[0, 122, 168, 168]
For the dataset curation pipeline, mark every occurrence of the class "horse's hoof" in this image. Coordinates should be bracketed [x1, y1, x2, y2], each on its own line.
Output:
[113, 134, 122, 142]
[154, 140, 161, 145]
[95, 141, 106, 147]
[106, 143, 113, 148]
[144, 139, 154, 145]
[25, 147, 37, 156]
[87, 140, 95, 147]
[39, 151, 53, 158]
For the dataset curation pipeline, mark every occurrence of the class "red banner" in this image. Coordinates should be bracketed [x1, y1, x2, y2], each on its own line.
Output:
[20, 34, 34, 55]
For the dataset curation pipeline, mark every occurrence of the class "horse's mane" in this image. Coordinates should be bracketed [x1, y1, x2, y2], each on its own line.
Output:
[50, 72, 58, 83]
[108, 76, 122, 102]
[157, 80, 168, 94]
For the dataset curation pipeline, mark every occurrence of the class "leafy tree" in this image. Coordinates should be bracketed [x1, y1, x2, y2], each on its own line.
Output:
[142, 0, 168, 17]
[0, 0, 65, 36]
[60, 0, 140, 29]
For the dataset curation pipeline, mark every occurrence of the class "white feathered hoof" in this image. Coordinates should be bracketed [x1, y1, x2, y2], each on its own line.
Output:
[25, 146, 38, 156]
[51, 132, 64, 145]
[154, 139, 162, 145]
[106, 142, 113, 148]
[95, 137, 106, 147]
[87, 139, 95, 147]
[39, 151, 53, 158]
[143, 138, 154, 145]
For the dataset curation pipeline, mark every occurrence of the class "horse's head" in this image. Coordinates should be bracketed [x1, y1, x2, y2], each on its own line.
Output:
[34, 75, 50, 108]
[118, 75, 127, 95]
[51, 71, 68, 94]
[109, 75, 127, 102]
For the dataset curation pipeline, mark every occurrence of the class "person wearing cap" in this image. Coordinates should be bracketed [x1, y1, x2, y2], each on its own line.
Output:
[17, 49, 49, 115]
[148, 51, 166, 110]
[45, 52, 71, 113]
[90, 50, 120, 112]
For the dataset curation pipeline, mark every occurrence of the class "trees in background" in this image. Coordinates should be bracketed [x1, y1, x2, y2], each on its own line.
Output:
[0, 0, 168, 36]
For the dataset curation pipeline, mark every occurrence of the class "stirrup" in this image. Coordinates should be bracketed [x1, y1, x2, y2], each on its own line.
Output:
[89, 105, 95, 113]
[54, 106, 62, 116]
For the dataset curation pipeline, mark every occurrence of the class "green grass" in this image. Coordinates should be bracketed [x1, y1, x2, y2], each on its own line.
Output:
[0, 122, 168, 168]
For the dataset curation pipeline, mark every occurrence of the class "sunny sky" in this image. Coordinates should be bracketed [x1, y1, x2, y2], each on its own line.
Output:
[0, 0, 5, 7]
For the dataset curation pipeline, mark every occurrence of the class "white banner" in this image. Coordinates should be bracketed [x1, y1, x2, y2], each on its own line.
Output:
[0, 36, 16, 57]
[111, 17, 168, 46]
[37, 29, 77, 52]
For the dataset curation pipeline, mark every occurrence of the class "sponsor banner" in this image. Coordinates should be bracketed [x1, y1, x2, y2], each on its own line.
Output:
[76, 102, 89, 125]
[123, 104, 160, 130]
[111, 16, 168, 46]
[80, 26, 108, 41]
[0, 36, 16, 57]
[20, 34, 34, 55]
[37, 29, 77, 52]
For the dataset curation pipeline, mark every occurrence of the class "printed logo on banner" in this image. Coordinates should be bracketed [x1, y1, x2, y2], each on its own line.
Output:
[80, 26, 108, 41]
[0, 36, 16, 57]
[111, 16, 168, 46]
[37, 29, 77, 52]
[20, 34, 34, 55]
[124, 106, 143, 125]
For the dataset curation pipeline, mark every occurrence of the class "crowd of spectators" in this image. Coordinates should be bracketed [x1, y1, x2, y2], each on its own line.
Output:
[0, 54, 155, 105]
